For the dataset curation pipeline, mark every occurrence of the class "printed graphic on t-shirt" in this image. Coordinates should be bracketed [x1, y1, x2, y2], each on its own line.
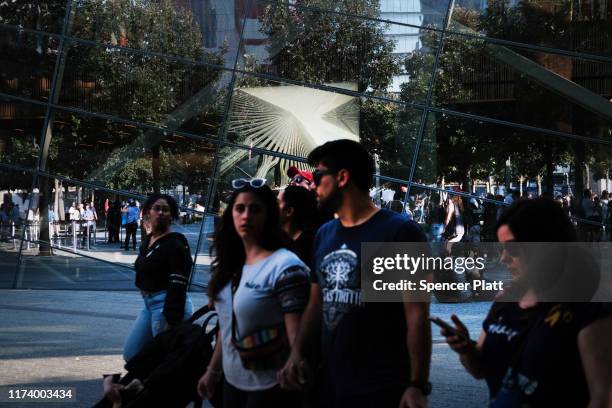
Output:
[319, 244, 361, 330]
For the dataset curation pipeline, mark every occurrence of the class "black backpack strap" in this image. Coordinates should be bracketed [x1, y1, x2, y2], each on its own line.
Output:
[188, 305, 211, 323]
[201, 312, 219, 336]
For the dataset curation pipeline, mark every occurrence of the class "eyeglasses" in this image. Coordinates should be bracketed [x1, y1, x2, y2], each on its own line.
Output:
[312, 169, 336, 186]
[291, 175, 311, 185]
[231, 178, 267, 189]
[151, 205, 171, 213]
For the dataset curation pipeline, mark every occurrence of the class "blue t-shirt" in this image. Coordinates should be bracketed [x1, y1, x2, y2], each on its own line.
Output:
[126, 206, 140, 223]
[312, 209, 427, 397]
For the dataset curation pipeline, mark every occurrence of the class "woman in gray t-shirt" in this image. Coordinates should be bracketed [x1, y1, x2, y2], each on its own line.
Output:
[197, 179, 309, 408]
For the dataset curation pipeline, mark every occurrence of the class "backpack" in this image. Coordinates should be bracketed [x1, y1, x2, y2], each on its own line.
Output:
[94, 305, 220, 408]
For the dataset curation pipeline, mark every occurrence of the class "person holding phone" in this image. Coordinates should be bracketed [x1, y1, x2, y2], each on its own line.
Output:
[439, 198, 612, 407]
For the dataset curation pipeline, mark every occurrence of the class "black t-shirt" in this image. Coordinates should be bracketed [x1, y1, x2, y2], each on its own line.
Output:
[483, 301, 612, 407]
[290, 229, 315, 269]
[134, 232, 193, 324]
[311, 209, 427, 398]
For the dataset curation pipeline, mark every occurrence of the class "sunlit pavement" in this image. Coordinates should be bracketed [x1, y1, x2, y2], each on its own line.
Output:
[0, 289, 489, 408]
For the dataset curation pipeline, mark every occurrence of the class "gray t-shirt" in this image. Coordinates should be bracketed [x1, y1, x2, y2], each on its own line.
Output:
[215, 248, 310, 391]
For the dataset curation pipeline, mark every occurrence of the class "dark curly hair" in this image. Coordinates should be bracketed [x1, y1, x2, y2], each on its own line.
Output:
[208, 185, 287, 300]
[497, 197, 577, 242]
[142, 194, 179, 220]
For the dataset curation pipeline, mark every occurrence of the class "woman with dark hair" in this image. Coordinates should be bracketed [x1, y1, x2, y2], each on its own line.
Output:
[278, 185, 318, 267]
[441, 198, 612, 407]
[443, 194, 465, 253]
[122, 193, 193, 362]
[197, 179, 309, 407]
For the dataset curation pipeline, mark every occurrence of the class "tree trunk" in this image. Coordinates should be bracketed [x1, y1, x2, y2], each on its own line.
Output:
[54, 179, 61, 221]
[574, 142, 586, 199]
[38, 177, 53, 256]
[519, 175, 524, 197]
[537, 175, 542, 196]
[544, 143, 554, 197]
[152, 145, 161, 193]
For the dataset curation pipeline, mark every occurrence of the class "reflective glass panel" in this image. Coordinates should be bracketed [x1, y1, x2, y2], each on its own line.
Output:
[45, 111, 217, 198]
[70, 0, 232, 67]
[58, 42, 231, 133]
[241, 1, 442, 98]
[449, 0, 612, 59]
[0, 28, 59, 101]
[426, 34, 612, 140]
[0, 0, 66, 34]
[414, 110, 612, 240]
[0, 167, 34, 288]
[0, 97, 45, 167]
[190, 213, 215, 289]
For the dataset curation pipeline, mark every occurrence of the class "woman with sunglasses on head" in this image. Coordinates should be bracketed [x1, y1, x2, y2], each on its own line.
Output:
[197, 178, 310, 408]
[122, 193, 194, 362]
[440, 198, 612, 407]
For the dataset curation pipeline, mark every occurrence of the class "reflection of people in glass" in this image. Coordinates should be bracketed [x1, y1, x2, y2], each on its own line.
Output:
[123, 199, 140, 251]
[287, 166, 314, 191]
[440, 198, 612, 407]
[443, 195, 464, 253]
[123, 194, 193, 362]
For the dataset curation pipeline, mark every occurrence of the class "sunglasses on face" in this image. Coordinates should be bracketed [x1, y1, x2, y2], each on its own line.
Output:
[231, 178, 267, 190]
[501, 241, 521, 257]
[312, 169, 336, 186]
[291, 175, 311, 185]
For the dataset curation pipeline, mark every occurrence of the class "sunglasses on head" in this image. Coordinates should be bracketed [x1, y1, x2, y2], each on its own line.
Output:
[231, 178, 267, 190]
[291, 175, 311, 185]
[312, 169, 336, 186]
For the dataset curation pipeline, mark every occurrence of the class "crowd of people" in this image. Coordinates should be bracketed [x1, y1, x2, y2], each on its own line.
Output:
[102, 139, 611, 408]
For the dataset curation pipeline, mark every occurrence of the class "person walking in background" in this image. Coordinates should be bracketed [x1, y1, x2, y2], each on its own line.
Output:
[107, 200, 121, 244]
[442, 194, 465, 254]
[278, 185, 318, 267]
[287, 166, 315, 191]
[0, 203, 9, 242]
[123, 199, 139, 250]
[197, 179, 309, 407]
[81, 204, 95, 248]
[279, 140, 431, 408]
[123, 194, 193, 361]
[440, 198, 612, 407]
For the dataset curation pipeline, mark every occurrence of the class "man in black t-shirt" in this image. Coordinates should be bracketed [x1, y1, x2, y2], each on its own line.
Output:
[279, 140, 432, 408]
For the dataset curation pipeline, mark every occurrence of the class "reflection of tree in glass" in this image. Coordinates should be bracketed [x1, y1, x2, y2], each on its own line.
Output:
[403, 1, 612, 196]
[51, 0, 226, 194]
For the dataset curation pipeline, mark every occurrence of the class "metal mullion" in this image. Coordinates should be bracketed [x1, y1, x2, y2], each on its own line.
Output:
[14, 0, 74, 288]
[404, 0, 456, 208]
[189, 0, 254, 290]
[268, 1, 612, 65]
[3, 79, 612, 149]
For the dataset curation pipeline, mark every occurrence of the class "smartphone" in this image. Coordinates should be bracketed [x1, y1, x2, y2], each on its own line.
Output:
[429, 316, 464, 339]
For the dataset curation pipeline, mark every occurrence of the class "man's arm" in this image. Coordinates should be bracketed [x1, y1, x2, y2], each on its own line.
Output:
[278, 283, 322, 390]
[578, 316, 612, 408]
[399, 301, 431, 408]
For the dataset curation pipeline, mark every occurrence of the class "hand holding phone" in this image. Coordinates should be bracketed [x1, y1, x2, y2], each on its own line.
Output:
[430, 316, 460, 336]
[431, 315, 475, 355]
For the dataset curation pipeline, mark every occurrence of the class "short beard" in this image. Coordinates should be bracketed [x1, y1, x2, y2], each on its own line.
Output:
[318, 183, 343, 215]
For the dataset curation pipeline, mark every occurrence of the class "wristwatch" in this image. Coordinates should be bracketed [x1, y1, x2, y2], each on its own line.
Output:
[408, 380, 432, 396]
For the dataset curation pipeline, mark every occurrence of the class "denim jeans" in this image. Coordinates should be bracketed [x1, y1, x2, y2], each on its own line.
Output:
[123, 290, 193, 361]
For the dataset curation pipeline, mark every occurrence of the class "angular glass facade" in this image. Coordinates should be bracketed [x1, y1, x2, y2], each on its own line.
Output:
[1, 0, 611, 289]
